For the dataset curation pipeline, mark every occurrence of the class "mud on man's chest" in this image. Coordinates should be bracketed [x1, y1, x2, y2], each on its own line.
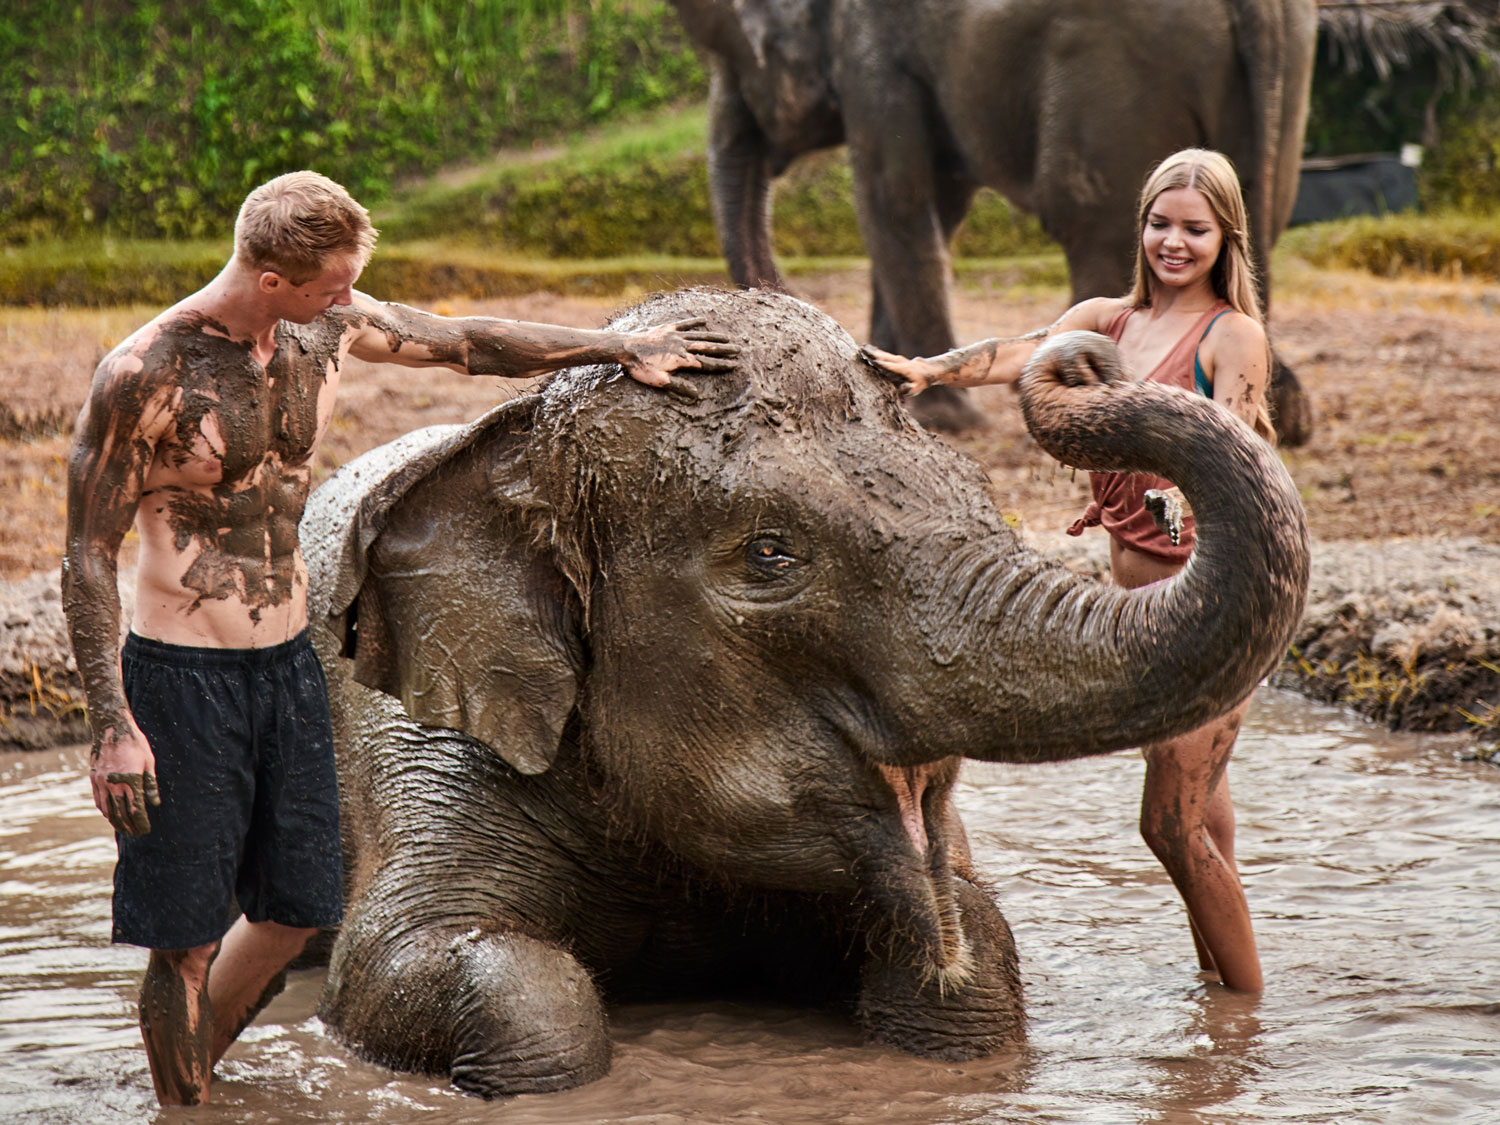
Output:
[172, 341, 340, 485]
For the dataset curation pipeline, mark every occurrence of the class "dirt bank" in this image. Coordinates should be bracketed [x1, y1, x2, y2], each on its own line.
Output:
[3, 265, 1497, 752]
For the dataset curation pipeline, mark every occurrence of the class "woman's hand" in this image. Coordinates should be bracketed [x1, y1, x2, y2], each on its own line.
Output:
[859, 345, 952, 396]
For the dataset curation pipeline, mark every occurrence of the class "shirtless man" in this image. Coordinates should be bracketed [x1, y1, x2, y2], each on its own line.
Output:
[61, 170, 737, 1106]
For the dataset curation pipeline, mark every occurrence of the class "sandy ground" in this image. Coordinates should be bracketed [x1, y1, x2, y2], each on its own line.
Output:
[2, 262, 1497, 750]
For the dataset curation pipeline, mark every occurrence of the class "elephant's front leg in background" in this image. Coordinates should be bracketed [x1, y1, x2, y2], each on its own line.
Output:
[843, 72, 984, 432]
[321, 906, 610, 1097]
[856, 876, 1025, 1059]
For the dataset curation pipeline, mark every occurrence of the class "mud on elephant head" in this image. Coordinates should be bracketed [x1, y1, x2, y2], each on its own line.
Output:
[301, 288, 1309, 1097]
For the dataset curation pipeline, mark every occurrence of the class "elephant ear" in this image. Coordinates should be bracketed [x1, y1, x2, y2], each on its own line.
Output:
[306, 396, 580, 775]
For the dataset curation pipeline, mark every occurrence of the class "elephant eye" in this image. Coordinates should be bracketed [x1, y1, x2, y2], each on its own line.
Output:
[745, 536, 800, 577]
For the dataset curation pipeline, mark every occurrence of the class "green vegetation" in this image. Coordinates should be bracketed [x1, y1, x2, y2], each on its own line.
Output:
[1278, 212, 1500, 280]
[6, 2, 1500, 306]
[375, 106, 1055, 260]
[1303, 19, 1500, 212]
[1, 0, 705, 242]
[1419, 81, 1500, 212]
[0, 100, 1060, 305]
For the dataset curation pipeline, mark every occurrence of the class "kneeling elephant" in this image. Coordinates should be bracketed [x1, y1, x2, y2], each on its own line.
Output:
[300, 288, 1309, 1097]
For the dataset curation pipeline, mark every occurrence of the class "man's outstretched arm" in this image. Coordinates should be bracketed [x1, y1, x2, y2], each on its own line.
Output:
[62, 349, 171, 836]
[342, 295, 739, 392]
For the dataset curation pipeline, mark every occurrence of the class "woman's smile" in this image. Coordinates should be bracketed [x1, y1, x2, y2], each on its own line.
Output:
[1143, 186, 1224, 291]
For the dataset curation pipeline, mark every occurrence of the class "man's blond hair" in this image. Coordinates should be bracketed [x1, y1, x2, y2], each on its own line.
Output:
[233, 171, 377, 284]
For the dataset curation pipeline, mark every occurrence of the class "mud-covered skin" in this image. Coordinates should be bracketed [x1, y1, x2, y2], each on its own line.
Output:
[62, 288, 736, 837]
[139, 948, 214, 1106]
[302, 289, 1308, 1097]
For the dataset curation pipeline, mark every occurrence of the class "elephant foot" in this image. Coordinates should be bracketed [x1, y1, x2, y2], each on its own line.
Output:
[322, 923, 610, 1098]
[907, 385, 988, 433]
[1269, 355, 1314, 447]
[855, 878, 1024, 1060]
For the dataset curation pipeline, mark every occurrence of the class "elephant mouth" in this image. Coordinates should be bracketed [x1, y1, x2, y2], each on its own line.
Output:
[873, 762, 969, 979]
[877, 763, 939, 859]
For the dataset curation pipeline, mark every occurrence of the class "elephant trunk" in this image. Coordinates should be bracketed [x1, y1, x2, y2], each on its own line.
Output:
[707, 65, 783, 290]
[910, 332, 1310, 763]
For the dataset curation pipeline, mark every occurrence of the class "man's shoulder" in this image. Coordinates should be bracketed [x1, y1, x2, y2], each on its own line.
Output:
[92, 307, 255, 401]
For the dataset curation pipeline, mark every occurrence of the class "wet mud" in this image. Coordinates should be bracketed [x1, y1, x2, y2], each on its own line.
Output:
[4, 690, 1496, 1123]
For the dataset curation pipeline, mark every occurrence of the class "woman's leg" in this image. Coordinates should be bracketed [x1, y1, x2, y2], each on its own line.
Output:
[1140, 701, 1262, 992]
[1110, 538, 1263, 992]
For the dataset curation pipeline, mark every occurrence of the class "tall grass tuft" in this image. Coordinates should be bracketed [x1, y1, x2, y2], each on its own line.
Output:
[1279, 213, 1500, 281]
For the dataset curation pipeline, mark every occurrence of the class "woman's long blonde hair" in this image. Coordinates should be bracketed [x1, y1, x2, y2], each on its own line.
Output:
[1125, 148, 1274, 441]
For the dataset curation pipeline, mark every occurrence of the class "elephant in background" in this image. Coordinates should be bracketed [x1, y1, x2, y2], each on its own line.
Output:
[669, 0, 1318, 441]
[300, 288, 1309, 1097]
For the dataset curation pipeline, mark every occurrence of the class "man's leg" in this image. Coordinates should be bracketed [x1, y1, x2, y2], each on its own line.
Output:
[140, 942, 219, 1105]
[208, 916, 317, 1064]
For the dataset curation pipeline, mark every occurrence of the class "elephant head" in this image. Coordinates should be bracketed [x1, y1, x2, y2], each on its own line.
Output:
[303, 287, 1307, 1094]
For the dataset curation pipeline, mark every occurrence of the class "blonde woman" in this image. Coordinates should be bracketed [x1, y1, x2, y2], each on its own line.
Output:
[865, 148, 1273, 992]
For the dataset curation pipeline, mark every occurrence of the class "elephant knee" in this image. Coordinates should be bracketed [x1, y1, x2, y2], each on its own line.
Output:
[322, 922, 610, 1096]
[446, 930, 611, 1097]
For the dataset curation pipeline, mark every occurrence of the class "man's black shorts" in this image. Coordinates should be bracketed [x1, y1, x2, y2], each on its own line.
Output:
[112, 630, 343, 950]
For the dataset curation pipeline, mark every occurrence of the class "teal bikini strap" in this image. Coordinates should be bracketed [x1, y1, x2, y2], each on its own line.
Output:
[1193, 308, 1233, 398]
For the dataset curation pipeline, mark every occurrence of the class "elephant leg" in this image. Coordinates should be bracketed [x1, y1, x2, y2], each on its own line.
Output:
[321, 916, 610, 1097]
[1267, 348, 1313, 447]
[855, 876, 1024, 1060]
[707, 62, 783, 290]
[909, 171, 988, 432]
[845, 78, 984, 432]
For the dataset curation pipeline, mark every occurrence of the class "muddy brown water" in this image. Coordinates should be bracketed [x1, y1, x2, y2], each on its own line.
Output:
[3, 690, 1497, 1124]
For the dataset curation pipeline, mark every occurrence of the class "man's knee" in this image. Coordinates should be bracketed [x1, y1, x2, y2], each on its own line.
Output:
[148, 942, 219, 987]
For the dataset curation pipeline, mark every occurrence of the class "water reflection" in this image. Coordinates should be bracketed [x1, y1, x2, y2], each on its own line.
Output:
[2, 689, 1497, 1124]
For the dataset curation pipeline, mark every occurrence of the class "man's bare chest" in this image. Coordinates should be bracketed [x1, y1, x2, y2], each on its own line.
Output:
[151, 331, 342, 489]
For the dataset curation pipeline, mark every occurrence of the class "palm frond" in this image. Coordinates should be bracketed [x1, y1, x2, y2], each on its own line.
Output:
[1317, 0, 1499, 80]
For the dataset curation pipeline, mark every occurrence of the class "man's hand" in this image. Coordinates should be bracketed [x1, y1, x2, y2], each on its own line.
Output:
[619, 319, 739, 398]
[91, 721, 161, 836]
[859, 345, 948, 396]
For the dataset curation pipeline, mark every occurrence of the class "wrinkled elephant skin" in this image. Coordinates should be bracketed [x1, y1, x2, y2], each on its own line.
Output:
[300, 289, 1309, 1097]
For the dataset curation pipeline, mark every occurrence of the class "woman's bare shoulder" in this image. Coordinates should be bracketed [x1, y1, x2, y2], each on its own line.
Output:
[1213, 308, 1267, 347]
[1056, 296, 1129, 334]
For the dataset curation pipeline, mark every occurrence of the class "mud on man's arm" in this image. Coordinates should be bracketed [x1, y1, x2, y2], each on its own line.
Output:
[62, 347, 175, 836]
[342, 295, 740, 398]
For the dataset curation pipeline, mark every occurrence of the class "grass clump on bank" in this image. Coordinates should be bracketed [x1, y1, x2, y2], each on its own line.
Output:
[1279, 212, 1500, 281]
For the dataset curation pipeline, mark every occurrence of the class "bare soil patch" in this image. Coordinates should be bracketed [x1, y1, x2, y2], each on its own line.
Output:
[2, 264, 1497, 750]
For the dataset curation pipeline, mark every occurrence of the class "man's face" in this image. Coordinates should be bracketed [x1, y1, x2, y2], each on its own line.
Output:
[266, 255, 364, 323]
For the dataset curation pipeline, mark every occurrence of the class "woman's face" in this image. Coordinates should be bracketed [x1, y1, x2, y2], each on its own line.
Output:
[1142, 186, 1224, 295]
